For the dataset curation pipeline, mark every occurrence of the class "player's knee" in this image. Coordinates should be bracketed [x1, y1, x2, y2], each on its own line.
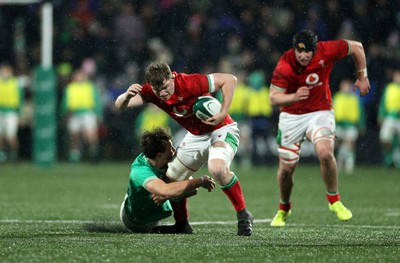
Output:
[312, 128, 335, 144]
[278, 147, 300, 164]
[208, 146, 232, 179]
[280, 163, 296, 176]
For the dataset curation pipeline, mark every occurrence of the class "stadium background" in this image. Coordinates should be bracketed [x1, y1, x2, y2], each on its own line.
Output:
[1, 0, 399, 165]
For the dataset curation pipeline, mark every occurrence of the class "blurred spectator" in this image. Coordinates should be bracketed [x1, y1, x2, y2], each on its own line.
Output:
[246, 70, 273, 166]
[114, 1, 147, 68]
[333, 79, 366, 174]
[60, 69, 103, 163]
[135, 104, 171, 137]
[226, 69, 251, 167]
[0, 63, 24, 163]
[378, 69, 400, 168]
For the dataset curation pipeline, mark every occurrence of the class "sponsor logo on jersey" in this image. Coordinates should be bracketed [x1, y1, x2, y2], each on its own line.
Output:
[306, 73, 322, 90]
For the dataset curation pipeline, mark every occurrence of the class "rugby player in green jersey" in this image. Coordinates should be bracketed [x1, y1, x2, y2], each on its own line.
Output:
[120, 127, 215, 233]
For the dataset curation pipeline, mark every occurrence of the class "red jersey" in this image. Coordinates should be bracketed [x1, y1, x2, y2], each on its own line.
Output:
[139, 72, 235, 135]
[271, 40, 349, 114]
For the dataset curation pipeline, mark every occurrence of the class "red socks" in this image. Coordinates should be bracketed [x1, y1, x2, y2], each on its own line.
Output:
[326, 192, 340, 204]
[221, 175, 246, 212]
[279, 202, 292, 212]
[171, 198, 188, 223]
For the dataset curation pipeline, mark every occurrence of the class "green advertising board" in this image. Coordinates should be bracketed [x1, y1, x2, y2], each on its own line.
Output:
[33, 66, 57, 166]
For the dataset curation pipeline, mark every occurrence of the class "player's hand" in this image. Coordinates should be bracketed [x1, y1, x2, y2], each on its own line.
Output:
[354, 78, 370, 96]
[152, 194, 168, 205]
[202, 112, 225, 126]
[125, 83, 142, 100]
[200, 175, 216, 192]
[296, 86, 310, 101]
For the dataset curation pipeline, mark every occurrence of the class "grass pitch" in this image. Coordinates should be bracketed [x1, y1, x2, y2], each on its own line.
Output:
[1, 162, 399, 262]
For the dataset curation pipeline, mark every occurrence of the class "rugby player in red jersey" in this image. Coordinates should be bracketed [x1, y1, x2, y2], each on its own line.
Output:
[115, 61, 253, 236]
[269, 30, 370, 226]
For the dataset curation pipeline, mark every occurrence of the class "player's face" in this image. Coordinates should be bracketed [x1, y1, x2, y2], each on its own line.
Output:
[295, 49, 314, 66]
[160, 140, 176, 167]
[152, 78, 174, 101]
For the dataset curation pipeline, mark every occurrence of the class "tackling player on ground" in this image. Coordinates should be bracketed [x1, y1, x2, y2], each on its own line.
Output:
[120, 127, 215, 233]
[115, 61, 253, 236]
[269, 30, 370, 226]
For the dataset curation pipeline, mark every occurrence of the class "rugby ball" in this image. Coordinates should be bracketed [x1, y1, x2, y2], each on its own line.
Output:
[193, 96, 221, 120]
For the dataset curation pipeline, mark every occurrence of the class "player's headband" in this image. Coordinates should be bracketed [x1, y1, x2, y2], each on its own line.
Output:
[292, 30, 318, 52]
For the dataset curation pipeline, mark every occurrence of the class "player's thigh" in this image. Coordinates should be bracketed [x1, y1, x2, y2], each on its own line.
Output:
[67, 114, 83, 134]
[82, 113, 98, 138]
[379, 118, 395, 143]
[119, 195, 159, 233]
[306, 110, 335, 143]
[208, 123, 240, 166]
[168, 132, 210, 181]
[2, 112, 18, 138]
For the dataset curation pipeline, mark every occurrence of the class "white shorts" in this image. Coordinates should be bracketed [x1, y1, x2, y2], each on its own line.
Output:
[277, 110, 335, 162]
[168, 123, 239, 179]
[67, 112, 98, 133]
[0, 111, 18, 137]
[336, 125, 359, 142]
[379, 117, 400, 143]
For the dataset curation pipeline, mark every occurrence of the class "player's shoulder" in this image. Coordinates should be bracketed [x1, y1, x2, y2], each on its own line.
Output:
[316, 39, 348, 53]
[175, 72, 205, 81]
[275, 50, 295, 72]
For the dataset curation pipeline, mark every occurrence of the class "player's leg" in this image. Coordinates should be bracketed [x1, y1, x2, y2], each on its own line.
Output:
[270, 146, 299, 227]
[208, 124, 253, 236]
[271, 112, 306, 227]
[4, 112, 19, 162]
[309, 111, 352, 221]
[379, 118, 395, 168]
[166, 133, 204, 233]
[82, 113, 100, 162]
[0, 113, 7, 162]
[119, 195, 160, 233]
[67, 115, 82, 162]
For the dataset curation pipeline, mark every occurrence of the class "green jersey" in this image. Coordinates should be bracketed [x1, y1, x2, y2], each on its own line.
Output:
[123, 153, 172, 225]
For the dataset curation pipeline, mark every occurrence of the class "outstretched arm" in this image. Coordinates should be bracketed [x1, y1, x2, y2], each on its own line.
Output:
[115, 83, 145, 109]
[347, 40, 371, 96]
[146, 175, 215, 199]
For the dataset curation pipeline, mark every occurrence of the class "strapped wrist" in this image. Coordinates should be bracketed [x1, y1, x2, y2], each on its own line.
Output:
[199, 176, 205, 187]
[358, 68, 368, 79]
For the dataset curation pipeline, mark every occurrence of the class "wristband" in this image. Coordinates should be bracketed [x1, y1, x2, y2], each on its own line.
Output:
[199, 176, 205, 187]
[358, 68, 368, 78]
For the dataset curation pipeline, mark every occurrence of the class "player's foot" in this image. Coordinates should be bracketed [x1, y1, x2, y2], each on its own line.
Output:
[237, 209, 253, 236]
[152, 221, 193, 234]
[270, 210, 291, 227]
[329, 201, 352, 221]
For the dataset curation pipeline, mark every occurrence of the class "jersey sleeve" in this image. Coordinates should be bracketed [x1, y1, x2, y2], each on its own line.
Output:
[319, 40, 349, 62]
[270, 60, 290, 91]
[130, 166, 158, 189]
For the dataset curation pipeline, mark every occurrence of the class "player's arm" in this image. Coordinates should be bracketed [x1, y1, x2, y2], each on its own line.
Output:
[205, 73, 236, 125]
[269, 85, 309, 106]
[347, 40, 371, 96]
[145, 175, 215, 199]
[115, 83, 145, 109]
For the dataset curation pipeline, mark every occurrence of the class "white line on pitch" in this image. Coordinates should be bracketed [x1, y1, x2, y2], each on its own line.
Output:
[1, 219, 400, 229]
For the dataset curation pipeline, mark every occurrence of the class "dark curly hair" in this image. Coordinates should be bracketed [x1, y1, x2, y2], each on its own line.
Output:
[140, 127, 172, 159]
